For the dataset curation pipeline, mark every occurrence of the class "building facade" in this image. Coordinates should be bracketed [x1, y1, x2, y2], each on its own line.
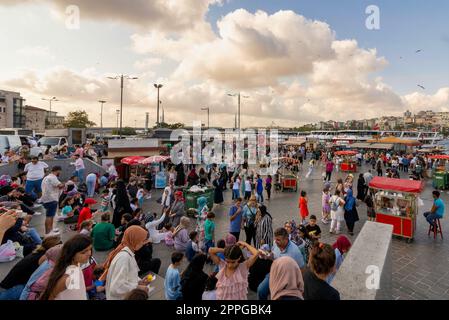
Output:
[0, 89, 25, 128]
[46, 111, 65, 129]
[24, 105, 47, 132]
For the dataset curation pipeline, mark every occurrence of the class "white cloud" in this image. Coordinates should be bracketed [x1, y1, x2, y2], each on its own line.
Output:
[133, 58, 162, 70]
[16, 46, 55, 60]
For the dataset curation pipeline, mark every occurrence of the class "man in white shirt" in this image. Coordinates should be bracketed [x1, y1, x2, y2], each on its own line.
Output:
[24, 157, 49, 199]
[41, 166, 65, 236]
[71, 154, 85, 183]
[161, 181, 174, 214]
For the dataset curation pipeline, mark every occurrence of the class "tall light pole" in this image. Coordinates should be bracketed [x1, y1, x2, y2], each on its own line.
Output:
[41, 96, 59, 113]
[116, 109, 120, 132]
[227, 93, 249, 130]
[98, 100, 106, 139]
[201, 107, 210, 128]
[108, 75, 138, 138]
[154, 84, 163, 127]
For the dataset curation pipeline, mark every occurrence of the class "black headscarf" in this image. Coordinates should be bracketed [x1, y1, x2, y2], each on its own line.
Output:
[112, 180, 132, 227]
[181, 253, 208, 301]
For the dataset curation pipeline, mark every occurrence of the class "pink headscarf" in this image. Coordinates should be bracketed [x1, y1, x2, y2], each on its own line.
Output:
[269, 256, 304, 300]
[225, 233, 236, 246]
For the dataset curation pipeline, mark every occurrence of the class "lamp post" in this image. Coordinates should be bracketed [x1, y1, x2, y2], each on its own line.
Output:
[116, 109, 120, 132]
[108, 75, 138, 138]
[41, 96, 59, 113]
[227, 93, 249, 130]
[154, 84, 163, 127]
[201, 107, 210, 128]
[98, 100, 106, 139]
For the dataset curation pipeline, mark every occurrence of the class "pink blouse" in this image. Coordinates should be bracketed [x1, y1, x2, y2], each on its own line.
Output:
[216, 260, 248, 300]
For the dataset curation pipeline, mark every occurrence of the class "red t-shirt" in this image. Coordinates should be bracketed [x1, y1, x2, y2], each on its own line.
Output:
[77, 207, 92, 229]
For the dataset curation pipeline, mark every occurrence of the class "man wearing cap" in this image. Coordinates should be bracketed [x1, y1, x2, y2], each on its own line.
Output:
[24, 157, 48, 200]
[41, 166, 65, 236]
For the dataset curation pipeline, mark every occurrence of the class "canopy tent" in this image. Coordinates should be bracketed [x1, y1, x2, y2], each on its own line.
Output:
[367, 137, 421, 146]
[334, 150, 358, 156]
[281, 138, 307, 146]
[428, 155, 449, 160]
[139, 155, 170, 165]
[120, 156, 145, 165]
[369, 176, 424, 193]
[351, 142, 394, 150]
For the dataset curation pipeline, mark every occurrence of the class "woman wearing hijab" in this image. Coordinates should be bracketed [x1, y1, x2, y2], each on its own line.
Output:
[20, 244, 63, 300]
[112, 180, 132, 228]
[169, 191, 186, 227]
[213, 173, 224, 205]
[269, 256, 304, 300]
[103, 226, 150, 300]
[175, 163, 186, 187]
[255, 205, 273, 249]
[187, 168, 199, 187]
[173, 216, 190, 252]
[180, 253, 208, 301]
[326, 235, 352, 284]
[343, 189, 359, 236]
[356, 174, 366, 201]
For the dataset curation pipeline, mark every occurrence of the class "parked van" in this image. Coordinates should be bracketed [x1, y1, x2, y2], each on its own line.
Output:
[0, 135, 22, 156]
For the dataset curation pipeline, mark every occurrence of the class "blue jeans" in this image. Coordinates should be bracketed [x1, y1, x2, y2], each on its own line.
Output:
[204, 239, 214, 256]
[232, 189, 240, 200]
[25, 179, 43, 195]
[74, 169, 85, 183]
[26, 228, 42, 245]
[257, 191, 264, 203]
[424, 212, 440, 226]
[86, 175, 96, 197]
[0, 285, 25, 300]
[257, 273, 270, 300]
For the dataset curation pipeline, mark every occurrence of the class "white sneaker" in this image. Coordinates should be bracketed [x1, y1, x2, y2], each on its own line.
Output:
[52, 228, 60, 233]
[45, 230, 61, 237]
[33, 210, 43, 216]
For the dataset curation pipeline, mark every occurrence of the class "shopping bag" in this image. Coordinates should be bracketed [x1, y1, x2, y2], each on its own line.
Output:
[418, 197, 424, 207]
[0, 240, 17, 262]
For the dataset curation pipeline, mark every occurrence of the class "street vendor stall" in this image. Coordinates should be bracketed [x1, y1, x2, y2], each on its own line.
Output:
[184, 185, 215, 215]
[139, 155, 171, 189]
[119, 156, 146, 180]
[334, 150, 358, 172]
[271, 157, 298, 192]
[429, 155, 449, 189]
[369, 177, 424, 242]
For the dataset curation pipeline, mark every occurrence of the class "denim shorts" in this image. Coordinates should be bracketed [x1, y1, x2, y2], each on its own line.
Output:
[43, 201, 58, 217]
[25, 179, 43, 194]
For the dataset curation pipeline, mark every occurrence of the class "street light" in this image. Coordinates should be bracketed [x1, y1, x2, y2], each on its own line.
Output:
[227, 93, 249, 130]
[98, 100, 106, 139]
[201, 107, 210, 128]
[41, 96, 59, 113]
[108, 75, 138, 138]
[154, 84, 163, 127]
[116, 109, 120, 132]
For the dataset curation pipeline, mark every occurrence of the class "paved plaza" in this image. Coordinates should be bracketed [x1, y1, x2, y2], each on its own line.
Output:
[1, 162, 448, 300]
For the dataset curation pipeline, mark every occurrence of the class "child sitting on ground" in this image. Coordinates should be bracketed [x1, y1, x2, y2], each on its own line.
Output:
[202, 275, 218, 300]
[79, 219, 94, 236]
[115, 213, 133, 237]
[163, 223, 174, 247]
[186, 231, 202, 262]
[136, 184, 145, 208]
[57, 196, 75, 222]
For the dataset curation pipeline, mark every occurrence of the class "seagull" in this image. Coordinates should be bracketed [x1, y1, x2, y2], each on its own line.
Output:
[399, 56, 403, 59]
[415, 49, 422, 53]
[417, 85, 425, 90]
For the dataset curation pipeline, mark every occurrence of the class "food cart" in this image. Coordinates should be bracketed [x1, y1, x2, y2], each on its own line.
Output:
[369, 177, 424, 242]
[271, 157, 298, 192]
[184, 186, 215, 214]
[119, 156, 146, 180]
[429, 155, 449, 190]
[139, 156, 171, 189]
[334, 150, 358, 172]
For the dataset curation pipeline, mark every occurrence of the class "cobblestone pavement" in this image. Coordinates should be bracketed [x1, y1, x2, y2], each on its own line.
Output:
[1, 162, 448, 300]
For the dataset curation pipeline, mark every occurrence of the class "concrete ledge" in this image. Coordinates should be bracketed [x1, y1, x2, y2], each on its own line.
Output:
[332, 221, 393, 300]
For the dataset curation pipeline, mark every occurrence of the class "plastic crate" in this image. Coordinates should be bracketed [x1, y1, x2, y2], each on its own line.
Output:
[183, 188, 215, 210]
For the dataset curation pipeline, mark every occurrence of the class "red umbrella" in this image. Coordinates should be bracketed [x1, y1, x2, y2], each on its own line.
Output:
[120, 156, 145, 165]
[334, 150, 358, 156]
[139, 155, 170, 165]
[429, 155, 449, 160]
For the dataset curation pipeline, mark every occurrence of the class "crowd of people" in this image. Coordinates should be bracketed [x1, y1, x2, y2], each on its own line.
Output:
[0, 141, 445, 301]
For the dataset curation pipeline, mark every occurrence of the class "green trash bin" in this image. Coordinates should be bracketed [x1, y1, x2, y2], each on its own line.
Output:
[433, 172, 446, 190]
[184, 187, 215, 211]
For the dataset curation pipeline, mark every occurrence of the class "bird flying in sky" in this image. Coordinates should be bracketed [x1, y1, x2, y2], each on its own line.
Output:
[417, 85, 425, 90]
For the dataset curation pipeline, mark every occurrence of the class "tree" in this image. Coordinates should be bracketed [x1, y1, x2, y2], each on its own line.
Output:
[153, 122, 185, 129]
[112, 127, 136, 135]
[64, 110, 96, 128]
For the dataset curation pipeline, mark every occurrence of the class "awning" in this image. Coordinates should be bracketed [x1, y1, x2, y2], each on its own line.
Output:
[351, 143, 372, 149]
[120, 156, 145, 165]
[429, 155, 449, 160]
[281, 138, 306, 146]
[334, 150, 358, 156]
[350, 143, 393, 150]
[367, 137, 421, 146]
[369, 176, 424, 193]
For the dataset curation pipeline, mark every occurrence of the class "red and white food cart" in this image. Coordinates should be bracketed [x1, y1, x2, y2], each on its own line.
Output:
[369, 177, 424, 242]
[334, 150, 358, 172]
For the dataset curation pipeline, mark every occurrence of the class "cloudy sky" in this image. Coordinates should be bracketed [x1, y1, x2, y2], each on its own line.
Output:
[1, 0, 448, 128]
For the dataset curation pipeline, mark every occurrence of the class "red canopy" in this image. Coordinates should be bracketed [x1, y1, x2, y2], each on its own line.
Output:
[139, 155, 170, 165]
[120, 156, 145, 165]
[334, 150, 357, 156]
[429, 155, 449, 160]
[369, 176, 424, 193]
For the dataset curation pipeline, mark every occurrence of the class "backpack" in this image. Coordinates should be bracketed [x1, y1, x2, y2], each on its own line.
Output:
[330, 196, 340, 211]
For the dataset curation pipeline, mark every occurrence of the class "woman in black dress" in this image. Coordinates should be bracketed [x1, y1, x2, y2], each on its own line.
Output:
[213, 174, 224, 205]
[356, 174, 366, 201]
[180, 253, 208, 301]
[112, 180, 132, 228]
[175, 163, 185, 187]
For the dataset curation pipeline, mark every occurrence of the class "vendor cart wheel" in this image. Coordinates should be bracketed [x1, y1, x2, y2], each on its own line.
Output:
[406, 238, 413, 244]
